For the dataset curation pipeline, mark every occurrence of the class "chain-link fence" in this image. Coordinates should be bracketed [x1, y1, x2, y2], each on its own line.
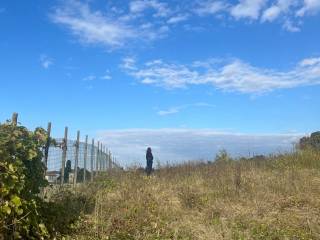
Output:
[31, 118, 121, 186]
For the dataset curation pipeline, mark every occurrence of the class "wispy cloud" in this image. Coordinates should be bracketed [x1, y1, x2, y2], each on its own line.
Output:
[100, 69, 112, 80]
[230, 0, 267, 19]
[122, 56, 320, 93]
[157, 102, 215, 116]
[195, 1, 229, 15]
[97, 128, 302, 166]
[129, 0, 171, 17]
[167, 14, 189, 24]
[193, 0, 319, 32]
[282, 19, 300, 32]
[51, 0, 136, 48]
[299, 57, 320, 66]
[40, 54, 53, 69]
[261, 0, 294, 22]
[157, 107, 180, 116]
[83, 75, 96, 81]
[101, 74, 112, 80]
[51, 0, 172, 49]
[296, 0, 320, 16]
[50, 0, 320, 48]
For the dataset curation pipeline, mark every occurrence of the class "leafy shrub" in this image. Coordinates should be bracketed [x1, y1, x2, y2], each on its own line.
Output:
[0, 120, 49, 239]
[0, 120, 91, 239]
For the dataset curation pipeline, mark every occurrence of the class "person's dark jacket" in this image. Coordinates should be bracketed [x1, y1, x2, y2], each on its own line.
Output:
[146, 151, 153, 162]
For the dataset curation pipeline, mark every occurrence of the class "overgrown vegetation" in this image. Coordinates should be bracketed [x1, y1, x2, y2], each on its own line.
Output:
[69, 148, 320, 240]
[0, 120, 92, 239]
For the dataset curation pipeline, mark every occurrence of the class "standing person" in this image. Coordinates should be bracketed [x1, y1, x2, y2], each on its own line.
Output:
[146, 147, 153, 176]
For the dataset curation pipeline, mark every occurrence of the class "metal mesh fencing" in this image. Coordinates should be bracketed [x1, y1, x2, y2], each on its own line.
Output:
[44, 135, 120, 185]
[7, 113, 121, 186]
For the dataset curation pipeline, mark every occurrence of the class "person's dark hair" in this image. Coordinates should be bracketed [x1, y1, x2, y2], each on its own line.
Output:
[147, 147, 152, 154]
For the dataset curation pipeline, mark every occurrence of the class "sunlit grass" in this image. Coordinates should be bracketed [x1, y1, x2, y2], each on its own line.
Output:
[69, 150, 320, 239]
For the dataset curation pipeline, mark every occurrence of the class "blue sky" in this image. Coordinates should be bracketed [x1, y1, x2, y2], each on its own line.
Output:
[1, 0, 320, 165]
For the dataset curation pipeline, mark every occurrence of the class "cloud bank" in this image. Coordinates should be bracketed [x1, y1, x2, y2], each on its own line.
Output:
[98, 129, 301, 167]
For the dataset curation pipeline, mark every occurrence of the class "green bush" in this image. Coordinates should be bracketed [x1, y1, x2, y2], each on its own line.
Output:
[0, 120, 49, 239]
[0, 120, 88, 239]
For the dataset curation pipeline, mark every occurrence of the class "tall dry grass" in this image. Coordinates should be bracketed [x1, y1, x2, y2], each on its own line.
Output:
[69, 150, 320, 240]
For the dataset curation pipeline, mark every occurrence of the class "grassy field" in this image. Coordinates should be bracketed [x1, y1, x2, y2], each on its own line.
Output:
[67, 150, 320, 240]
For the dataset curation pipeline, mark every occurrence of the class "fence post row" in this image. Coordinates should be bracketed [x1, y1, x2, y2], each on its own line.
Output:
[61, 127, 68, 185]
[73, 130, 80, 187]
[8, 113, 120, 186]
[83, 135, 88, 182]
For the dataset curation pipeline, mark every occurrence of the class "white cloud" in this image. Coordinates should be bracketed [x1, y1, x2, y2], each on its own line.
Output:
[40, 54, 53, 69]
[167, 14, 189, 24]
[297, 0, 320, 16]
[261, 5, 282, 21]
[230, 0, 267, 19]
[299, 57, 320, 66]
[101, 74, 112, 80]
[157, 108, 180, 116]
[196, 1, 229, 15]
[157, 102, 215, 116]
[83, 75, 96, 81]
[51, 0, 136, 48]
[261, 0, 295, 22]
[51, 0, 320, 46]
[97, 128, 302, 167]
[130, 0, 170, 17]
[51, 0, 171, 49]
[122, 56, 320, 93]
[122, 57, 137, 70]
[193, 0, 318, 31]
[100, 70, 112, 80]
[282, 19, 300, 32]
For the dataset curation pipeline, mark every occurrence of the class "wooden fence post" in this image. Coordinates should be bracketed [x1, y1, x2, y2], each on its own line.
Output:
[11, 112, 18, 126]
[61, 127, 68, 185]
[108, 150, 112, 170]
[104, 147, 107, 171]
[91, 139, 94, 182]
[44, 122, 51, 170]
[102, 146, 104, 171]
[73, 131, 80, 187]
[83, 135, 88, 182]
[96, 141, 100, 177]
[99, 143, 103, 172]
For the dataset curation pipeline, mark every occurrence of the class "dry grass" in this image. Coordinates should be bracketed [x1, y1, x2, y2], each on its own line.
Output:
[69, 150, 320, 240]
